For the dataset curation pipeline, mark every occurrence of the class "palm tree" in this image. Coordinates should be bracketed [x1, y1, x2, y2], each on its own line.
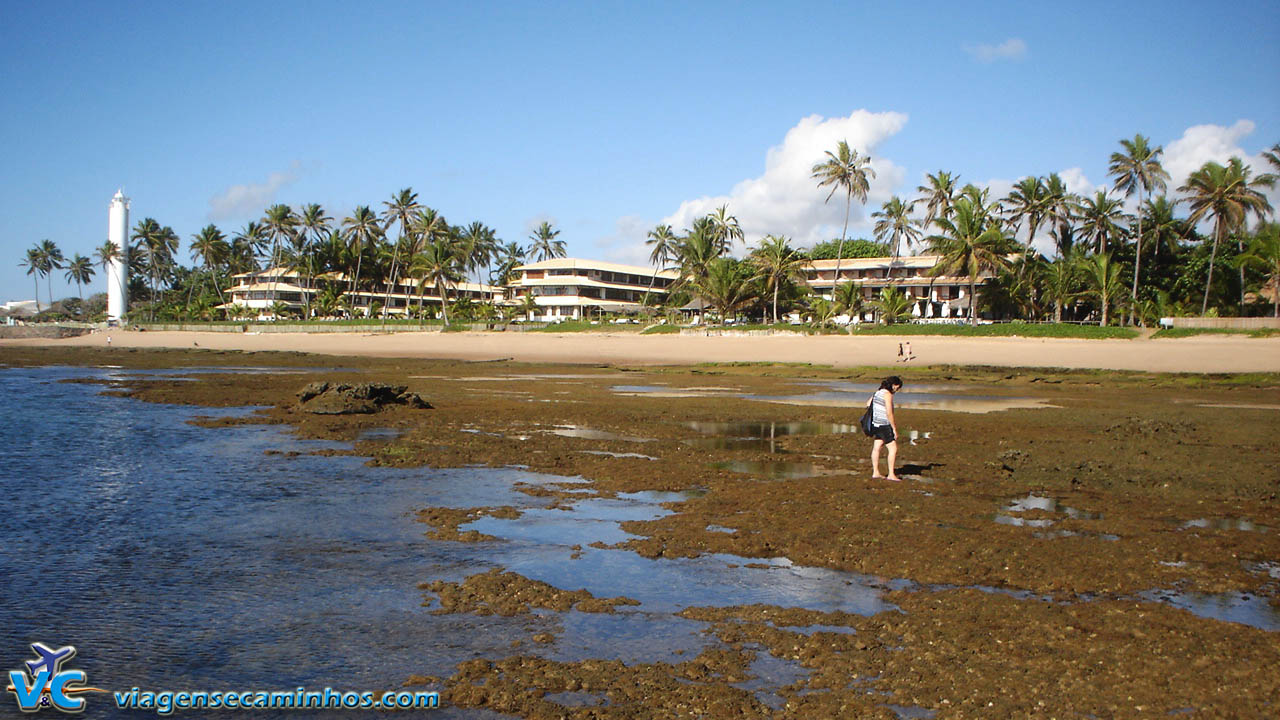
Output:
[749, 235, 805, 323]
[832, 280, 865, 321]
[517, 292, 539, 322]
[261, 203, 298, 304]
[673, 219, 722, 293]
[232, 221, 268, 272]
[1235, 222, 1280, 317]
[1003, 176, 1048, 256]
[927, 197, 1015, 325]
[869, 285, 913, 325]
[527, 221, 566, 261]
[914, 170, 960, 229]
[872, 196, 921, 262]
[1082, 252, 1127, 326]
[811, 140, 875, 286]
[492, 241, 527, 286]
[806, 297, 839, 328]
[1180, 158, 1276, 314]
[20, 247, 43, 312]
[1262, 143, 1280, 174]
[693, 258, 753, 322]
[707, 205, 744, 255]
[34, 239, 64, 308]
[410, 235, 463, 324]
[1108, 134, 1170, 317]
[642, 224, 678, 305]
[296, 203, 331, 317]
[1077, 190, 1129, 256]
[61, 256, 91, 309]
[1042, 251, 1083, 322]
[189, 224, 229, 302]
[458, 221, 499, 281]
[131, 219, 165, 317]
[342, 205, 383, 314]
[1041, 173, 1077, 235]
[380, 188, 421, 318]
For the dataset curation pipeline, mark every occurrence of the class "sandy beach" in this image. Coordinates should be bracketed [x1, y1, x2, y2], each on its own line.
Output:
[5, 328, 1278, 373]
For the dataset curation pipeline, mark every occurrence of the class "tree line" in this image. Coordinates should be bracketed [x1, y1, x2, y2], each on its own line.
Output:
[15, 137, 1280, 324]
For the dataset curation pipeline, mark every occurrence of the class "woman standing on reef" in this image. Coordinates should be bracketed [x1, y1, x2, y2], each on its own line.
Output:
[868, 376, 902, 481]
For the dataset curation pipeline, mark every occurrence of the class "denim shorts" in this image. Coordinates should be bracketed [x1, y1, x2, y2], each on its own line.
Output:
[871, 424, 896, 443]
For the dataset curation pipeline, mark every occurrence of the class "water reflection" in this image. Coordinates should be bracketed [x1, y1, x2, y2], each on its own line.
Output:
[614, 380, 1057, 413]
[684, 420, 859, 452]
[712, 460, 834, 480]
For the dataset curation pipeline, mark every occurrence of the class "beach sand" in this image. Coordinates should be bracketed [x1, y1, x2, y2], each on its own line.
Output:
[5, 328, 1279, 373]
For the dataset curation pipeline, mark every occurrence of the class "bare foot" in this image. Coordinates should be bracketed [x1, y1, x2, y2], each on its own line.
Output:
[871, 473, 885, 479]
[886, 475, 902, 482]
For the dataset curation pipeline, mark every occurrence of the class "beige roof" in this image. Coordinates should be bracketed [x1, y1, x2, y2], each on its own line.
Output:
[516, 257, 677, 278]
[516, 277, 671, 292]
[230, 266, 298, 280]
[805, 255, 944, 270]
[527, 296, 646, 307]
[228, 282, 310, 293]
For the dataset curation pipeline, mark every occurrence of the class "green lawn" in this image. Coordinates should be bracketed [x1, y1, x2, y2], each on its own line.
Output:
[844, 323, 1140, 339]
[528, 320, 645, 333]
[1151, 327, 1279, 339]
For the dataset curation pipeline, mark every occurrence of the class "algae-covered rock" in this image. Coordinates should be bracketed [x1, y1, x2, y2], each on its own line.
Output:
[297, 381, 432, 414]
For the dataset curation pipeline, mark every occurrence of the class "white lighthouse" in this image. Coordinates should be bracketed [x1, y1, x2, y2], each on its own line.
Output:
[107, 190, 130, 322]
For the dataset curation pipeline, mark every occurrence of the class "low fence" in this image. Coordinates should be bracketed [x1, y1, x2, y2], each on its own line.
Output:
[1161, 317, 1280, 330]
[134, 323, 446, 334]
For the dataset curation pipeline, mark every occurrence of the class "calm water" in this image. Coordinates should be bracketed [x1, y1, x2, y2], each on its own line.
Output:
[0, 367, 896, 718]
[1, 367, 1272, 718]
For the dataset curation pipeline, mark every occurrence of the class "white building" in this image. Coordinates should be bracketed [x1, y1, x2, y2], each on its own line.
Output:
[223, 267, 501, 317]
[506, 258, 678, 321]
[803, 256, 992, 320]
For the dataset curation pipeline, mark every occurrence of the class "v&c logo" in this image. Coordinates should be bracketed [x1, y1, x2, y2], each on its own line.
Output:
[6, 643, 105, 713]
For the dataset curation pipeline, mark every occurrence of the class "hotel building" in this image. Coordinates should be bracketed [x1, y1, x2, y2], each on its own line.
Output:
[505, 258, 679, 321]
[804, 256, 991, 320]
[224, 267, 501, 316]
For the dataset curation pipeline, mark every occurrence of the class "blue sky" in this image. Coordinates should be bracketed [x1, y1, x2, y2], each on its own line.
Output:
[2, 0, 1278, 302]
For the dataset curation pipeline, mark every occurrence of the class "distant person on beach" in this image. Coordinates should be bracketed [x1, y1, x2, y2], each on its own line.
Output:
[904, 341, 914, 362]
[868, 375, 902, 481]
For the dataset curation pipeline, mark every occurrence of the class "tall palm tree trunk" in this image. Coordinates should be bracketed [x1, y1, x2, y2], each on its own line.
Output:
[832, 192, 851, 299]
[437, 281, 450, 325]
[1131, 187, 1144, 323]
[1202, 221, 1223, 315]
[969, 278, 977, 327]
[772, 283, 779, 324]
[1238, 237, 1247, 310]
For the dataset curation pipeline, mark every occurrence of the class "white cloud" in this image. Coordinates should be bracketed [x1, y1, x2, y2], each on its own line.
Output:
[657, 109, 909, 252]
[966, 38, 1027, 63]
[1163, 119, 1257, 189]
[1160, 120, 1279, 231]
[207, 164, 300, 221]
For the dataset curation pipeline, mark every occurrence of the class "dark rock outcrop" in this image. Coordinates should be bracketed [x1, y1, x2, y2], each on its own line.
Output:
[297, 382, 432, 415]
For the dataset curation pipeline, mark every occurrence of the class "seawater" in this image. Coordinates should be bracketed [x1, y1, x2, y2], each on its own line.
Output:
[1, 367, 1272, 719]
[0, 367, 894, 718]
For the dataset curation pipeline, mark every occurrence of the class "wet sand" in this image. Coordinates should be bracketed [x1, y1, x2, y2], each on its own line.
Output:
[4, 345, 1278, 718]
[5, 327, 1280, 373]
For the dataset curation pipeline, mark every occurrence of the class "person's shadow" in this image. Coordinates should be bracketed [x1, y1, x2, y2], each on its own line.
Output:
[898, 461, 942, 476]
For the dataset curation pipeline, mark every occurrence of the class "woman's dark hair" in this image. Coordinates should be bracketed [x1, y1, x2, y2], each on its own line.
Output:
[879, 376, 903, 391]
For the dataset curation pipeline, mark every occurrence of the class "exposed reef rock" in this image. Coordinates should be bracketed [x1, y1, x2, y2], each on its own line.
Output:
[297, 381, 431, 414]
